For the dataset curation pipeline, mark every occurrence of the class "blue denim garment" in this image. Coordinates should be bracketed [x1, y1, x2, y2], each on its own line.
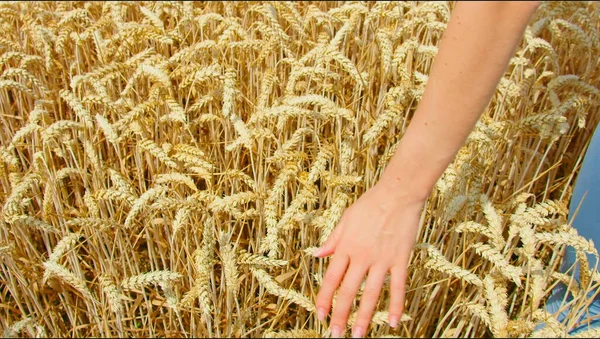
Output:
[544, 124, 600, 334]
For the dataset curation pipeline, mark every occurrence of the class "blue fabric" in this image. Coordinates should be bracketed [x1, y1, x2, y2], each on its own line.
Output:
[544, 124, 600, 334]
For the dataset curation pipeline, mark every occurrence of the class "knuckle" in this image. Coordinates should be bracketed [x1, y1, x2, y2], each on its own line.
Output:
[390, 301, 405, 314]
[390, 275, 406, 291]
[338, 284, 356, 298]
[361, 286, 381, 299]
[316, 288, 333, 304]
[323, 272, 341, 286]
[316, 293, 330, 307]
[391, 281, 406, 293]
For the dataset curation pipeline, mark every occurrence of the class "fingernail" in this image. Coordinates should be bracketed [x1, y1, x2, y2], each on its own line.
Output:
[389, 315, 399, 328]
[352, 326, 364, 338]
[331, 325, 342, 338]
[313, 247, 322, 257]
[317, 307, 326, 321]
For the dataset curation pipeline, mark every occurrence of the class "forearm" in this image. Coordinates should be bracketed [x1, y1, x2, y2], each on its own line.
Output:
[381, 1, 541, 201]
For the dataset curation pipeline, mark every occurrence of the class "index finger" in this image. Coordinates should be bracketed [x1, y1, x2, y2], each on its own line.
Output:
[316, 253, 349, 321]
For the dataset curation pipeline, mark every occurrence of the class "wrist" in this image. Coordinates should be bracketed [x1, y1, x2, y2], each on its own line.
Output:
[377, 168, 432, 204]
[377, 140, 451, 203]
[376, 166, 432, 206]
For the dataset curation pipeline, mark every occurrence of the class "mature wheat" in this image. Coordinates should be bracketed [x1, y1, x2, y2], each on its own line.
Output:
[1, 1, 599, 337]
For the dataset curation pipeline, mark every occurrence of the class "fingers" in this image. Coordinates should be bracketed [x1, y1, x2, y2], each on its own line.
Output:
[329, 264, 368, 337]
[316, 253, 349, 321]
[351, 268, 387, 337]
[314, 222, 344, 258]
[388, 266, 407, 328]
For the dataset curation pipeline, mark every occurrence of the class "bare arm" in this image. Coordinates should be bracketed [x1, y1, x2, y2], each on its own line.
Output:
[382, 1, 542, 201]
[315, 2, 542, 338]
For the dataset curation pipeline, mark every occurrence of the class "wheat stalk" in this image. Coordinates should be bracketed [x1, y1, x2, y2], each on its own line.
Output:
[1, 2, 600, 337]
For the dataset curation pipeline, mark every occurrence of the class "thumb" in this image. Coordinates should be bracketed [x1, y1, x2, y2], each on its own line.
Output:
[313, 222, 344, 258]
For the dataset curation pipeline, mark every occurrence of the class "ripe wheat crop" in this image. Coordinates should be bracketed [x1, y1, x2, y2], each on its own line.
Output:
[1, 1, 600, 338]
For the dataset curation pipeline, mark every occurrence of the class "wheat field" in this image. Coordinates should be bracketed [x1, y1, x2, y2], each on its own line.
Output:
[1, 1, 600, 338]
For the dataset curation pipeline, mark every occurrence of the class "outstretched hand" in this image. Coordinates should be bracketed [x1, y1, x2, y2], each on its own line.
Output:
[313, 180, 425, 338]
[312, 1, 542, 337]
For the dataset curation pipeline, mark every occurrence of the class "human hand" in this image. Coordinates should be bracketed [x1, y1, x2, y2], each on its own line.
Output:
[313, 180, 425, 338]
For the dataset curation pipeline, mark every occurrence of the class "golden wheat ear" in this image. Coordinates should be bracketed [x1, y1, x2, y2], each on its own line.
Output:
[0, 1, 599, 337]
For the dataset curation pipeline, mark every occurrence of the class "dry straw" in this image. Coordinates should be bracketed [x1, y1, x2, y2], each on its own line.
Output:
[0, 1, 599, 337]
